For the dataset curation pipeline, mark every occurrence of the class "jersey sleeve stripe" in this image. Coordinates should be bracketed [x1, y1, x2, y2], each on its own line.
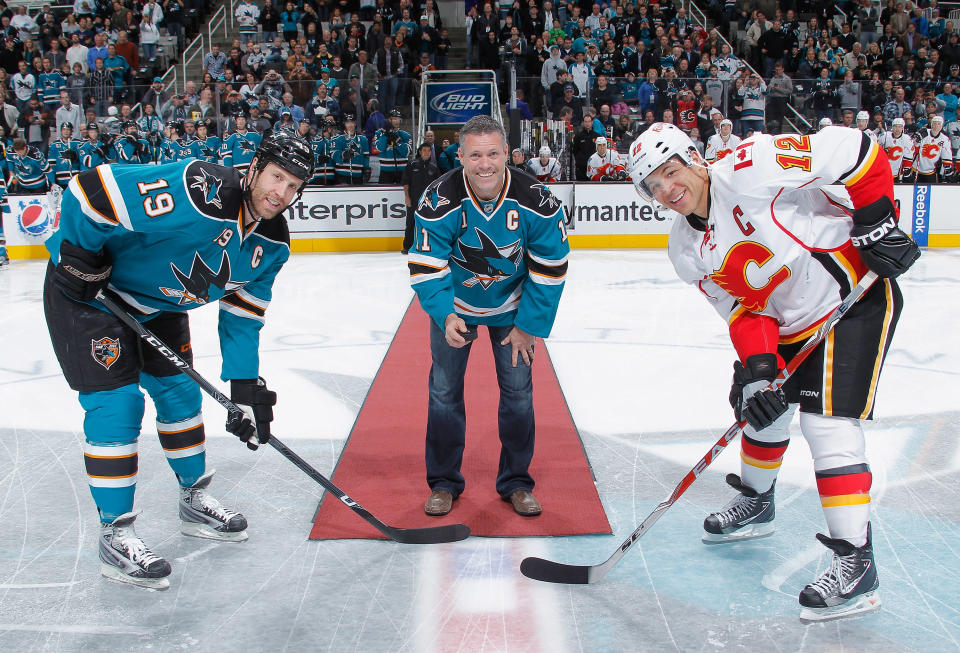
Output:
[838, 134, 878, 186]
[220, 301, 266, 323]
[235, 287, 269, 310]
[97, 165, 133, 230]
[220, 293, 267, 318]
[410, 266, 450, 285]
[526, 256, 568, 279]
[528, 270, 566, 286]
[527, 251, 569, 266]
[71, 171, 120, 226]
[408, 252, 449, 268]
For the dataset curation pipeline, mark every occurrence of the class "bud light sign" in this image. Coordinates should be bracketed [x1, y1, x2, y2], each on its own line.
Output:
[425, 82, 494, 124]
[911, 184, 929, 246]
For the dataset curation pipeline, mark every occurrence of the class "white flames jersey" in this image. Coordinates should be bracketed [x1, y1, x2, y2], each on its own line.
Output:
[912, 129, 953, 175]
[879, 131, 914, 177]
[705, 133, 742, 163]
[587, 149, 624, 180]
[668, 127, 878, 338]
[527, 156, 563, 181]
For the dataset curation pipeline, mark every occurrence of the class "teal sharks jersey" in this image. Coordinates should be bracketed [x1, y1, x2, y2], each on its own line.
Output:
[45, 159, 290, 380]
[7, 147, 51, 191]
[408, 167, 569, 337]
[220, 130, 261, 173]
[374, 128, 411, 172]
[332, 132, 369, 179]
[48, 138, 81, 185]
[77, 140, 110, 170]
[191, 135, 223, 163]
[310, 135, 336, 183]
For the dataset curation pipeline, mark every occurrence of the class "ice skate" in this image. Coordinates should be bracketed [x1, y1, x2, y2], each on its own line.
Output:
[702, 474, 775, 544]
[799, 523, 881, 623]
[179, 470, 248, 542]
[99, 511, 172, 590]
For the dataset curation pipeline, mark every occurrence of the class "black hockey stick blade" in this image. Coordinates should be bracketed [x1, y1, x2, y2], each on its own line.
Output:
[520, 557, 593, 584]
[385, 523, 472, 545]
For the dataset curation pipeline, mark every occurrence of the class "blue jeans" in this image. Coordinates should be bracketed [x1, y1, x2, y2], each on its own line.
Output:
[425, 319, 535, 499]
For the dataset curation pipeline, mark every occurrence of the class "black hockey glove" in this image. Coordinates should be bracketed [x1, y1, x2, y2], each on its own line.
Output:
[227, 378, 277, 450]
[729, 353, 789, 431]
[53, 240, 112, 301]
[61, 149, 78, 162]
[850, 195, 920, 278]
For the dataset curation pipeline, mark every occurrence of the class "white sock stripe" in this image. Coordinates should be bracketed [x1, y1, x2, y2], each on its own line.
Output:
[84, 442, 138, 458]
[164, 444, 206, 459]
[88, 474, 138, 488]
[157, 414, 204, 433]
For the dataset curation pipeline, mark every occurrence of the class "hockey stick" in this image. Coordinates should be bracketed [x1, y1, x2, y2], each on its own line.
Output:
[520, 270, 880, 584]
[95, 290, 471, 545]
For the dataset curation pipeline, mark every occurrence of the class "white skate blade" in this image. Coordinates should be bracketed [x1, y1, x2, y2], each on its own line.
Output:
[180, 521, 249, 542]
[100, 562, 170, 590]
[702, 522, 775, 544]
[799, 590, 882, 624]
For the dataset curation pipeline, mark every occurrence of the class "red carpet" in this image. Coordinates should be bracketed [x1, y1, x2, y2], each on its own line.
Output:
[309, 300, 611, 539]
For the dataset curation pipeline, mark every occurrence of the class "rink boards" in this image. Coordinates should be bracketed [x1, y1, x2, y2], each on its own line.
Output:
[3, 182, 958, 258]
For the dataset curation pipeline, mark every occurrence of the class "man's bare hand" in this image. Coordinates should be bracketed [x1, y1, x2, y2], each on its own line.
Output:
[501, 326, 535, 366]
[444, 313, 471, 348]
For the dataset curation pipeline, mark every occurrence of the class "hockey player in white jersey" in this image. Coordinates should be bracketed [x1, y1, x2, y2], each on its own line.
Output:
[855, 110, 878, 141]
[913, 114, 953, 183]
[879, 117, 914, 181]
[527, 146, 563, 181]
[586, 137, 626, 181]
[627, 123, 919, 623]
[704, 118, 741, 163]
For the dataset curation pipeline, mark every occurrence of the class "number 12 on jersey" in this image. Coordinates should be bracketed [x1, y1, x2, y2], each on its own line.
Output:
[773, 135, 812, 172]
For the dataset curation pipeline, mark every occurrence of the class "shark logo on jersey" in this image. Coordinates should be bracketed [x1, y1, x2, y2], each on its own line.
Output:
[91, 336, 121, 370]
[189, 167, 224, 209]
[452, 228, 523, 289]
[161, 251, 238, 304]
[237, 137, 256, 153]
[531, 183, 560, 210]
[419, 186, 450, 212]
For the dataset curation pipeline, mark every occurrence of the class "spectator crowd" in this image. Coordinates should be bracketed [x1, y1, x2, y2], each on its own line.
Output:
[3, 0, 960, 193]
[462, 0, 960, 183]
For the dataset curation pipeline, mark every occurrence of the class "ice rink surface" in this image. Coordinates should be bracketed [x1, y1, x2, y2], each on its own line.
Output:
[1, 249, 958, 653]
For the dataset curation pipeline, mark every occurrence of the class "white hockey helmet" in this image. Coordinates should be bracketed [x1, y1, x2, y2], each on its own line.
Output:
[892, 117, 905, 127]
[627, 122, 699, 201]
[856, 110, 870, 122]
[539, 145, 551, 157]
[819, 117, 833, 128]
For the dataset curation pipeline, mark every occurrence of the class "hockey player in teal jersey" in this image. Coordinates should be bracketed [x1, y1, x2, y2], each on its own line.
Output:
[7, 139, 52, 193]
[77, 122, 111, 170]
[43, 131, 315, 590]
[113, 121, 152, 164]
[409, 115, 569, 518]
[374, 109, 412, 184]
[48, 123, 82, 186]
[159, 122, 183, 163]
[219, 115, 261, 174]
[310, 122, 337, 184]
[332, 114, 370, 184]
[190, 120, 223, 163]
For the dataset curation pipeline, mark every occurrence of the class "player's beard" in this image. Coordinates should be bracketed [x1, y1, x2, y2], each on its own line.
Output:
[244, 172, 289, 223]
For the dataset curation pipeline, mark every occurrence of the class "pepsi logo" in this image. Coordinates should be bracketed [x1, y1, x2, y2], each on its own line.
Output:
[17, 200, 53, 237]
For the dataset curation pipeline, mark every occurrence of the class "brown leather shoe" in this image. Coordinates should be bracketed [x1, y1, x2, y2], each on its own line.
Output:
[508, 490, 542, 516]
[424, 489, 454, 516]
